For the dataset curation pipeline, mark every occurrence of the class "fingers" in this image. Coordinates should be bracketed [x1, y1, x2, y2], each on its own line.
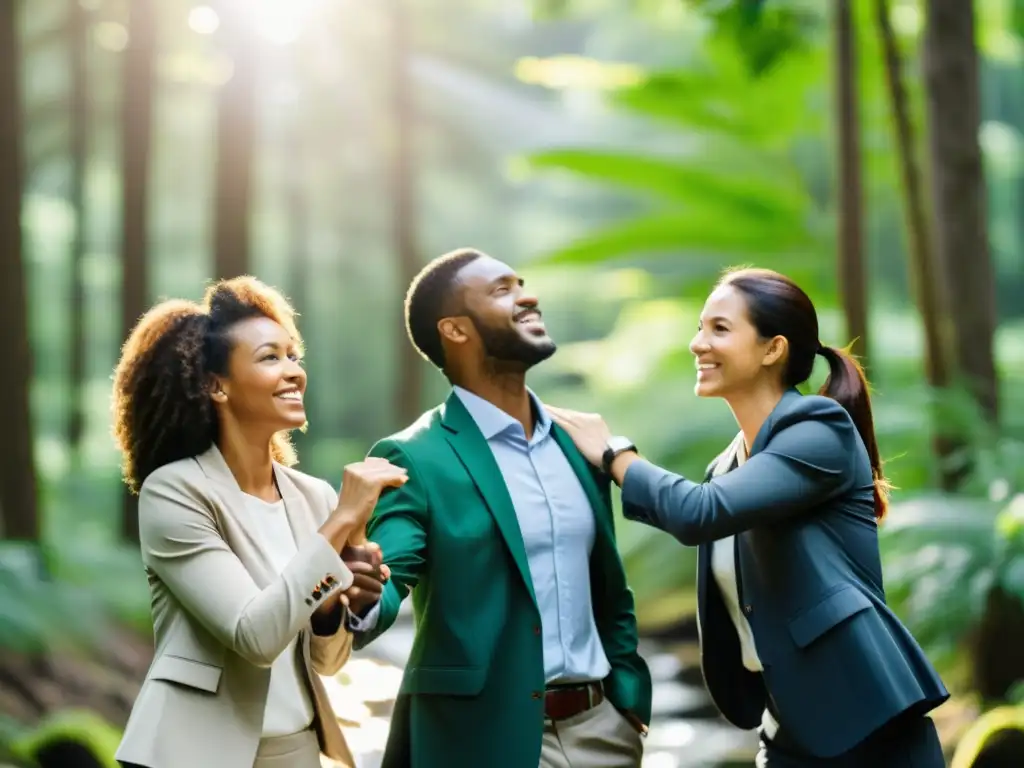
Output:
[349, 574, 384, 595]
[545, 405, 582, 425]
[363, 542, 383, 569]
[345, 559, 380, 575]
[380, 472, 408, 488]
[344, 460, 409, 488]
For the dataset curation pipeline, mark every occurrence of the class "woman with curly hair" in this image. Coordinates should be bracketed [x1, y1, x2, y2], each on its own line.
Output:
[111, 276, 407, 768]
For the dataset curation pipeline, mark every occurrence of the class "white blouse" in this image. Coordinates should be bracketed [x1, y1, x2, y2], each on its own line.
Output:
[708, 436, 779, 739]
[244, 494, 316, 737]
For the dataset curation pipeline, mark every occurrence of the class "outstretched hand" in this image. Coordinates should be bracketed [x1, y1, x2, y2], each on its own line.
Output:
[545, 405, 612, 469]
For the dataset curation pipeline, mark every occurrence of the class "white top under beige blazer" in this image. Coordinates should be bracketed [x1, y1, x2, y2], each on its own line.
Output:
[115, 445, 357, 768]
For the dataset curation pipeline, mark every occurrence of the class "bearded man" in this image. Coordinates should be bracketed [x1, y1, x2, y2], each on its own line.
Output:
[349, 249, 652, 768]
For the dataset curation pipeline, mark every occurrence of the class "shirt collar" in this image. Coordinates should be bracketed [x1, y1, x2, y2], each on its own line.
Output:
[452, 385, 552, 442]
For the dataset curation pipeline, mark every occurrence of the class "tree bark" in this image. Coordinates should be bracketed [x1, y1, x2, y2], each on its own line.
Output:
[391, 0, 423, 427]
[212, 3, 257, 281]
[874, 0, 961, 489]
[833, 0, 869, 367]
[284, 83, 309, 456]
[119, 0, 156, 542]
[0, 0, 40, 542]
[67, 0, 90, 458]
[922, 0, 1015, 705]
[922, 0, 999, 424]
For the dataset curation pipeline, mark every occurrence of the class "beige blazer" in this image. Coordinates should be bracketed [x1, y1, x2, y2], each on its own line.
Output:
[115, 445, 356, 768]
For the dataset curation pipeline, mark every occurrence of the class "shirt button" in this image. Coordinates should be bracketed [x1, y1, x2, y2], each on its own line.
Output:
[532, 691, 543, 700]
[744, 604, 753, 614]
[533, 625, 541, 635]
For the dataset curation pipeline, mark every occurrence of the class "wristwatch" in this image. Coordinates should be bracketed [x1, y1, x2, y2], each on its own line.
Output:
[601, 436, 637, 475]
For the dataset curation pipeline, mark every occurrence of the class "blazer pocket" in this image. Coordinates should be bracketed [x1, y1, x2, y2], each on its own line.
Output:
[787, 584, 872, 649]
[150, 654, 223, 694]
[401, 666, 486, 696]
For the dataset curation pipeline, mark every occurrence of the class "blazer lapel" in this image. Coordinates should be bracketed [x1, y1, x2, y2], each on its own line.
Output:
[699, 434, 745, 641]
[749, 387, 802, 456]
[272, 464, 318, 547]
[194, 444, 277, 589]
[550, 424, 615, 545]
[440, 394, 537, 607]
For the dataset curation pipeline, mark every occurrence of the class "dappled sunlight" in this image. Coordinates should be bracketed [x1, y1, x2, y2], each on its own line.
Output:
[516, 55, 645, 91]
[339, 717, 392, 761]
[558, 299, 692, 391]
[642, 753, 680, 768]
[646, 719, 697, 750]
[319, 658, 406, 764]
[187, 6, 220, 35]
[331, 658, 404, 703]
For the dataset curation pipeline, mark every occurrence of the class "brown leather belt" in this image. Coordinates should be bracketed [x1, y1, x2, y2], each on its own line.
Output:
[544, 681, 604, 721]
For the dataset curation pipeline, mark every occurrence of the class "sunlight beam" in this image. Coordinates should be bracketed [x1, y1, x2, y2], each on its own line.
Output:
[249, 0, 323, 46]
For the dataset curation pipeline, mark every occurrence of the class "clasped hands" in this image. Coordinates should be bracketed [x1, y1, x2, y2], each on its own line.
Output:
[317, 456, 408, 620]
[339, 541, 390, 616]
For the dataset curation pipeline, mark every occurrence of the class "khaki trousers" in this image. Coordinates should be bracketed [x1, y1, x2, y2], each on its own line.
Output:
[540, 697, 644, 768]
[254, 728, 321, 768]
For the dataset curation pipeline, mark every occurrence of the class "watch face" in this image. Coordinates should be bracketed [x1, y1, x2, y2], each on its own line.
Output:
[607, 436, 634, 453]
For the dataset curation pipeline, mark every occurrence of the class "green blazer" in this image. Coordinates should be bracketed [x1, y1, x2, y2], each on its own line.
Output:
[353, 392, 652, 768]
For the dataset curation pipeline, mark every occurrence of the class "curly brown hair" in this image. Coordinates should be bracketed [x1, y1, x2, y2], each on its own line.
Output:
[112, 276, 304, 494]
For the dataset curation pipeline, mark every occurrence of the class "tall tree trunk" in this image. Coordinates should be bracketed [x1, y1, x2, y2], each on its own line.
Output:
[391, 0, 423, 427]
[212, 4, 257, 281]
[285, 92, 309, 456]
[285, 127, 308, 320]
[0, 0, 40, 542]
[119, 0, 156, 542]
[922, 0, 999, 423]
[922, 0, 1016, 705]
[833, 0, 869, 366]
[874, 0, 959, 490]
[67, 0, 90, 459]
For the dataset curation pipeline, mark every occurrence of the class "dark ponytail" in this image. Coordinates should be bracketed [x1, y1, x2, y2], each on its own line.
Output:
[816, 345, 890, 519]
[720, 267, 890, 520]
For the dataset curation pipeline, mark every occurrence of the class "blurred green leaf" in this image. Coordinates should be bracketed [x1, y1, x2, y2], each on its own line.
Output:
[879, 492, 1024, 674]
[0, 542, 108, 655]
[611, 40, 826, 145]
[536, 212, 816, 265]
[692, 0, 820, 75]
[527, 149, 812, 222]
[10, 709, 121, 768]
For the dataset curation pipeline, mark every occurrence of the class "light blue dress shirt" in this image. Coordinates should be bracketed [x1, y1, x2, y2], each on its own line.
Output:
[452, 386, 611, 684]
[349, 387, 611, 684]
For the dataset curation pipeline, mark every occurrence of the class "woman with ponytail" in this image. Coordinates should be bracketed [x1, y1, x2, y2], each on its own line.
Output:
[549, 268, 948, 766]
[111, 277, 407, 768]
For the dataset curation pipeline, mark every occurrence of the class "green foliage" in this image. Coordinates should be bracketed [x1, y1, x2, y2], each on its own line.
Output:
[8, 709, 121, 768]
[950, 704, 1024, 768]
[520, 6, 1024, 651]
[526, 149, 817, 264]
[879, 428, 1024, 679]
[523, 32, 828, 269]
[689, 0, 820, 76]
[0, 542, 108, 655]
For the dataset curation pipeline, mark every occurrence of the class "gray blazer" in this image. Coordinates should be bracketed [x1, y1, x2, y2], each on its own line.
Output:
[621, 390, 948, 757]
[115, 445, 357, 768]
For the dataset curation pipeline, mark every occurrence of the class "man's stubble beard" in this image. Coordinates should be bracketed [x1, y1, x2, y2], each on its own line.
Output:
[469, 310, 557, 371]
